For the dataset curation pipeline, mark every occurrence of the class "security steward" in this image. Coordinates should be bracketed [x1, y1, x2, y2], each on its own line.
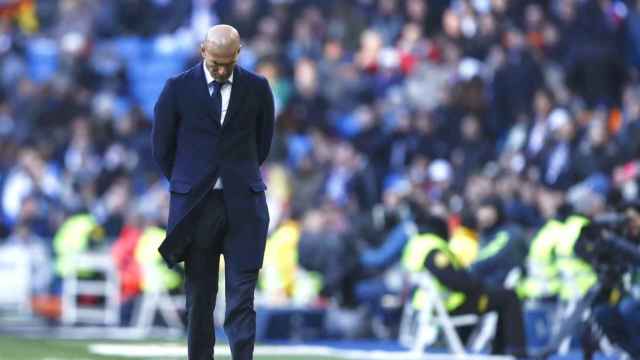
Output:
[402, 215, 527, 357]
[471, 197, 527, 288]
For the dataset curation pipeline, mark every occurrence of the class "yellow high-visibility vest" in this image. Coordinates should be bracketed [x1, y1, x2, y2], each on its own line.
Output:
[53, 214, 98, 276]
[135, 226, 182, 292]
[402, 233, 466, 311]
[518, 219, 565, 299]
[259, 220, 322, 303]
[556, 215, 596, 300]
[476, 230, 510, 262]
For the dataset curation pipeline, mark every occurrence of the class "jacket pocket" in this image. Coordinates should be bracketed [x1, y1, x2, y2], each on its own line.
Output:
[249, 181, 267, 192]
[170, 180, 192, 194]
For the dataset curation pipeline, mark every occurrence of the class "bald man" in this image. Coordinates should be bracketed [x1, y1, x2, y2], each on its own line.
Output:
[152, 25, 274, 360]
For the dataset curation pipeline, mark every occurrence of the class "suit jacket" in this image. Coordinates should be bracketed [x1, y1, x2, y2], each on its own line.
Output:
[152, 62, 274, 270]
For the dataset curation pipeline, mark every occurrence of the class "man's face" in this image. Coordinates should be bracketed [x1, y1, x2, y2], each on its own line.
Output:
[201, 44, 240, 83]
[476, 205, 497, 230]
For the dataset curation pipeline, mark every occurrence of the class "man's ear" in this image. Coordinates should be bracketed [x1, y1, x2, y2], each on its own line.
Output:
[200, 44, 206, 58]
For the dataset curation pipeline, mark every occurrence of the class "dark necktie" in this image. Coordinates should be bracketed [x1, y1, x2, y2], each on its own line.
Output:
[209, 80, 225, 123]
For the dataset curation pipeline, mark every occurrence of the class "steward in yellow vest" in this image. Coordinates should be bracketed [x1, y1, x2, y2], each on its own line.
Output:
[517, 217, 566, 299]
[401, 215, 527, 357]
[471, 197, 527, 287]
[135, 226, 182, 293]
[555, 213, 596, 300]
[53, 213, 104, 277]
[259, 219, 322, 304]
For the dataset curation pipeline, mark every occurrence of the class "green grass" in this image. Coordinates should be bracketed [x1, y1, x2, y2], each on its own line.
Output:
[0, 336, 340, 360]
[0, 336, 100, 360]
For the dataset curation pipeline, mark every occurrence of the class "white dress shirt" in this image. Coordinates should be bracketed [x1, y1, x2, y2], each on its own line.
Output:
[203, 61, 233, 189]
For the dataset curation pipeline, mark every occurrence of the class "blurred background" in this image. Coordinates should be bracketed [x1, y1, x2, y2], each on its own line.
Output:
[0, 0, 640, 359]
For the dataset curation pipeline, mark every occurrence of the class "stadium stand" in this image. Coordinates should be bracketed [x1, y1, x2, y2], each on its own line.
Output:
[1, 0, 640, 358]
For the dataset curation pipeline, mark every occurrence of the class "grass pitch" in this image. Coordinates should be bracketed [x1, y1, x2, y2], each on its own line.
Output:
[0, 335, 611, 360]
[0, 336, 340, 360]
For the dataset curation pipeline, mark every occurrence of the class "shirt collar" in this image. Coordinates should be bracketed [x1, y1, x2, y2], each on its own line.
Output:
[203, 61, 234, 85]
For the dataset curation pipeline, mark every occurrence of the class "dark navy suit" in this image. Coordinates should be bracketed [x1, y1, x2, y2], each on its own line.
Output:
[152, 62, 274, 359]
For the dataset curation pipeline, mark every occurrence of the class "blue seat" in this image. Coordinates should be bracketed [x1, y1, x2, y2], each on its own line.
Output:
[117, 36, 189, 119]
[111, 36, 143, 63]
[26, 38, 58, 83]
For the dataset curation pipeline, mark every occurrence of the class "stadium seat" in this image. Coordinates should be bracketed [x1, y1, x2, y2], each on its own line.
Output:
[398, 272, 497, 356]
[128, 54, 187, 118]
[130, 263, 185, 335]
[111, 36, 143, 63]
[60, 252, 120, 326]
[25, 38, 58, 84]
[399, 271, 517, 357]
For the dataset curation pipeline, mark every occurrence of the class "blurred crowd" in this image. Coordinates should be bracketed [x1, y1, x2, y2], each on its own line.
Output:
[1, 0, 640, 335]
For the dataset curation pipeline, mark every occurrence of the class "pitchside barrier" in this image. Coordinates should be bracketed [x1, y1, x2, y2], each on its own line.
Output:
[0, 244, 31, 315]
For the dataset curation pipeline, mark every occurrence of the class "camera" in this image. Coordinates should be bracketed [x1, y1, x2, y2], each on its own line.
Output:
[534, 209, 640, 359]
[575, 213, 640, 274]
[575, 212, 640, 280]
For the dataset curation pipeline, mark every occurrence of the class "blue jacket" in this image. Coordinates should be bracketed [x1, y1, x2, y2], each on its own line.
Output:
[152, 62, 274, 270]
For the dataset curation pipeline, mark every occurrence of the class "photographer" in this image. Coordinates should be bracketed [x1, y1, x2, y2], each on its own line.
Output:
[582, 201, 640, 358]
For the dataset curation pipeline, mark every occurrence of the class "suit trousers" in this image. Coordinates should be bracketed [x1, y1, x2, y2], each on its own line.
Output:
[451, 288, 526, 356]
[185, 189, 259, 360]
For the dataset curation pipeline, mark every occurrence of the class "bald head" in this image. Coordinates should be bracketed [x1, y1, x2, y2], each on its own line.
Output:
[204, 25, 241, 55]
[201, 25, 241, 82]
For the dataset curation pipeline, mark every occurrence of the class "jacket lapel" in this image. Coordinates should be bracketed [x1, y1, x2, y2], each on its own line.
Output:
[221, 65, 247, 132]
[193, 62, 221, 128]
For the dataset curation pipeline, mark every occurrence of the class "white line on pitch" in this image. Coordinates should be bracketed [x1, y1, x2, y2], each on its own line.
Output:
[89, 343, 513, 360]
